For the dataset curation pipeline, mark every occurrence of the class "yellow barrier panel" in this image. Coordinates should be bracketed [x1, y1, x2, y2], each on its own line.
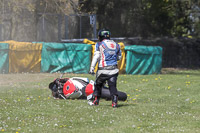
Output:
[83, 39, 98, 72]
[118, 42, 126, 74]
[4, 41, 42, 73]
[83, 39, 126, 74]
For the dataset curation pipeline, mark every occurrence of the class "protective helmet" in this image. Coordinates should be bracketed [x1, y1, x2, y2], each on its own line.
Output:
[98, 29, 111, 41]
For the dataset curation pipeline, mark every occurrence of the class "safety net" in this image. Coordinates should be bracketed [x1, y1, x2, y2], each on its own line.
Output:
[125, 45, 162, 75]
[0, 43, 9, 73]
[41, 43, 91, 73]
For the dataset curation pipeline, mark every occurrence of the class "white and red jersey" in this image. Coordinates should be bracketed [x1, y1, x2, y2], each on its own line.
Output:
[94, 39, 121, 67]
[91, 39, 121, 68]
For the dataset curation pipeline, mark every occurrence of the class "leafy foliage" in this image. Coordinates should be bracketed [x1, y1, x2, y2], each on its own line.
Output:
[0, 0, 199, 39]
[79, 0, 200, 38]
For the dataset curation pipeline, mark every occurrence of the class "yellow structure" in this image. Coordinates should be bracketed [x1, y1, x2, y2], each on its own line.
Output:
[83, 39, 126, 74]
[2, 41, 42, 73]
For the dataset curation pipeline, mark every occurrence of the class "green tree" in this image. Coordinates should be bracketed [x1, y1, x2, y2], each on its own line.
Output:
[79, 0, 200, 38]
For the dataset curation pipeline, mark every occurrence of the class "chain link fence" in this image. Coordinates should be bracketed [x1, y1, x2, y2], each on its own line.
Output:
[0, 12, 97, 42]
[36, 13, 97, 42]
[64, 14, 97, 40]
[36, 13, 62, 42]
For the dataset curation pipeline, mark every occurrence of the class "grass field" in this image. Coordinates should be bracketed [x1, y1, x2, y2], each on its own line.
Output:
[0, 69, 200, 133]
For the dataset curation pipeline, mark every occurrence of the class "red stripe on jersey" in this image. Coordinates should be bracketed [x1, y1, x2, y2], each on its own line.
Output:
[102, 44, 106, 49]
[102, 52, 105, 67]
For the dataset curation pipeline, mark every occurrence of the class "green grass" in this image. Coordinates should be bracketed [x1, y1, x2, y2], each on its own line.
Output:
[0, 69, 200, 133]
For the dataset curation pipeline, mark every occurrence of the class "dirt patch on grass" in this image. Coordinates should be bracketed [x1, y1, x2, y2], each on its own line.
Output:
[0, 73, 60, 86]
[161, 68, 200, 75]
[0, 73, 83, 86]
[161, 68, 186, 74]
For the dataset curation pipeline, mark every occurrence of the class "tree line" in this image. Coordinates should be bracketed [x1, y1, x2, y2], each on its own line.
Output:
[0, 0, 199, 40]
[79, 0, 200, 38]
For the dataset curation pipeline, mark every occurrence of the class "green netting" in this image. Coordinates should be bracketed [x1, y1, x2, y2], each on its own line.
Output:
[0, 43, 9, 73]
[41, 43, 91, 73]
[125, 45, 162, 75]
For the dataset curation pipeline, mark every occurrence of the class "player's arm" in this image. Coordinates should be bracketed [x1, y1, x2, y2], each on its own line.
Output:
[90, 43, 100, 73]
[117, 43, 122, 61]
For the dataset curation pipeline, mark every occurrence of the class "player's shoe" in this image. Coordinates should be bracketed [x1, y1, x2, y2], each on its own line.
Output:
[88, 96, 99, 106]
[112, 95, 118, 108]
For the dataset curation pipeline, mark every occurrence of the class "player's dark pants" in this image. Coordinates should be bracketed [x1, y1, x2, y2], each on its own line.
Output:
[94, 73, 118, 99]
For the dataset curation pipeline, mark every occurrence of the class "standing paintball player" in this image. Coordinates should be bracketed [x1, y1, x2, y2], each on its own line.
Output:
[89, 29, 122, 108]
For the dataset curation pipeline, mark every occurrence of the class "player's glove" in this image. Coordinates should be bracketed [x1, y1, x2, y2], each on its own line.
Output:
[89, 67, 95, 75]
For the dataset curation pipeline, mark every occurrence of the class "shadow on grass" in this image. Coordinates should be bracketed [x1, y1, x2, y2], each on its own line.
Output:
[161, 68, 200, 76]
[161, 72, 200, 76]
[102, 103, 135, 108]
[117, 103, 134, 108]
